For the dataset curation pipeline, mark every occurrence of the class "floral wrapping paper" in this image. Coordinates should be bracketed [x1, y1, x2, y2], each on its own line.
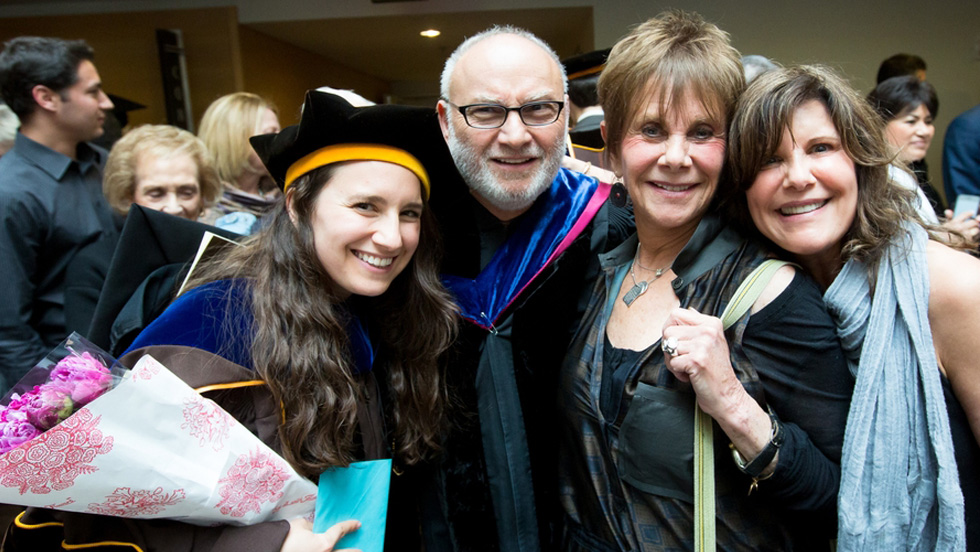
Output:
[0, 355, 317, 525]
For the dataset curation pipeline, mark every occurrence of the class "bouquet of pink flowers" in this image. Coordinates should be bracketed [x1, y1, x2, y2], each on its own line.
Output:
[0, 333, 121, 454]
[0, 335, 317, 525]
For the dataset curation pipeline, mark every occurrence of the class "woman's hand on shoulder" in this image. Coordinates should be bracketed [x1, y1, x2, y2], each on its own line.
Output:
[561, 155, 617, 183]
[927, 240, 980, 444]
[941, 209, 980, 247]
[281, 518, 362, 552]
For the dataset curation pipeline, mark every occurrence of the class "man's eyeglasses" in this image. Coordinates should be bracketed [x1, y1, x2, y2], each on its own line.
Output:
[446, 100, 564, 129]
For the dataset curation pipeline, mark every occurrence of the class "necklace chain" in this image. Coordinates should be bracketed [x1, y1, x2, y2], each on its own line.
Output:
[623, 243, 671, 307]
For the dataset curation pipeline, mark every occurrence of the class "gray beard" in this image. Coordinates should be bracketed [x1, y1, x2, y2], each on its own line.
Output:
[447, 121, 564, 214]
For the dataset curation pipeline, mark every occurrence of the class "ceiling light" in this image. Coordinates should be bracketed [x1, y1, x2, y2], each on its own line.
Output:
[420, 29, 441, 38]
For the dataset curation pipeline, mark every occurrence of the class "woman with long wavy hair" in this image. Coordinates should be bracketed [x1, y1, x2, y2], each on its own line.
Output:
[728, 64, 979, 551]
[4, 91, 458, 552]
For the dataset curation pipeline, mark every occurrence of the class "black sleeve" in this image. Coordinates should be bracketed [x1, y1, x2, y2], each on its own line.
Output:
[740, 272, 854, 513]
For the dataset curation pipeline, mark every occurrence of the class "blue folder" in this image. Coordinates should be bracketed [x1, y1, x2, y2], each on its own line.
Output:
[313, 459, 392, 551]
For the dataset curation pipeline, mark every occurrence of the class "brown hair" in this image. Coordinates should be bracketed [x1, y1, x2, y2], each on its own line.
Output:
[103, 124, 221, 216]
[185, 165, 457, 477]
[599, 10, 744, 171]
[727, 65, 919, 271]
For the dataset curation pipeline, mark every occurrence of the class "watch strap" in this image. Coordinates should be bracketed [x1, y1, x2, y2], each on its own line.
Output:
[732, 408, 783, 478]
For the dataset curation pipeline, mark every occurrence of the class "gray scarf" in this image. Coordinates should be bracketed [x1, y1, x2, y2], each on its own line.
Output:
[824, 223, 965, 551]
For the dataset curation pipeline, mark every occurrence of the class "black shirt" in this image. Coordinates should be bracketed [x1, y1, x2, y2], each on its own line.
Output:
[0, 133, 117, 391]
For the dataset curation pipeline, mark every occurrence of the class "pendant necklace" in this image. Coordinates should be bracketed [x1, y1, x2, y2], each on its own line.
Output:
[623, 243, 671, 307]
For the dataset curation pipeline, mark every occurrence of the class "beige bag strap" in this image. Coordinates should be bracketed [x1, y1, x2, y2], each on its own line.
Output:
[694, 259, 791, 552]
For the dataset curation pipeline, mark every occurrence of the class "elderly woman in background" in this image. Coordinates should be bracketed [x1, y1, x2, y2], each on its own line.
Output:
[64, 124, 222, 336]
[867, 75, 980, 243]
[558, 11, 853, 551]
[728, 64, 978, 551]
[103, 124, 221, 221]
[197, 92, 281, 230]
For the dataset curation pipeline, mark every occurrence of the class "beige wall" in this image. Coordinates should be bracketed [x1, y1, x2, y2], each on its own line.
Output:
[0, 8, 243, 129]
[238, 26, 388, 127]
[0, 7, 388, 131]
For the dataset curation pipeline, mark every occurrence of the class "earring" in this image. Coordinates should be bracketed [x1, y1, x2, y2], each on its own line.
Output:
[610, 181, 628, 208]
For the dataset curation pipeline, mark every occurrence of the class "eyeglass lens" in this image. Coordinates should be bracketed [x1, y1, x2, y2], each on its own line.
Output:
[464, 102, 561, 128]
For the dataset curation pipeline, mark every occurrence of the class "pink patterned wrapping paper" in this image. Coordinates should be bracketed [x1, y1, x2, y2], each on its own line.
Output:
[0, 355, 317, 525]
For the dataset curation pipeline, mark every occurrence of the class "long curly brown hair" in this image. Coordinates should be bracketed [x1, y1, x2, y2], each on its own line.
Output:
[186, 165, 457, 477]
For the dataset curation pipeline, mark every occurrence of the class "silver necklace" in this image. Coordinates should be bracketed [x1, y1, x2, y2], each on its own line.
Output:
[623, 243, 670, 307]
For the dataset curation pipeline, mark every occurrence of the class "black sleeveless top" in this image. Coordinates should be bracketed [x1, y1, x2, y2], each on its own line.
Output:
[943, 375, 980, 550]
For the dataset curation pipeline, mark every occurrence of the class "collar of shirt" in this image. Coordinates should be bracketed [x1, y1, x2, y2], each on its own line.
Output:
[13, 132, 104, 181]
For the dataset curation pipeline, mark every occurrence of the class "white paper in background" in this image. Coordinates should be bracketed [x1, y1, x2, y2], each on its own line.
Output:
[0, 355, 317, 526]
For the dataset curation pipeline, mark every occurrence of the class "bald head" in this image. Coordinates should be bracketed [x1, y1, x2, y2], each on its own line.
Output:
[440, 26, 567, 100]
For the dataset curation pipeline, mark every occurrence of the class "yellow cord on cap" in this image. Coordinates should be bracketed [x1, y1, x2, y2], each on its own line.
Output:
[567, 63, 605, 81]
[284, 143, 430, 198]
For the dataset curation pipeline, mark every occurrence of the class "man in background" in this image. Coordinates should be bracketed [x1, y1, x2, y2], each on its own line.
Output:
[877, 52, 927, 83]
[942, 38, 980, 210]
[564, 48, 609, 151]
[0, 37, 117, 392]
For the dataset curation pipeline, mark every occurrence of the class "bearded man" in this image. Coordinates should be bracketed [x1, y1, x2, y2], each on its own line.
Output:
[420, 26, 632, 552]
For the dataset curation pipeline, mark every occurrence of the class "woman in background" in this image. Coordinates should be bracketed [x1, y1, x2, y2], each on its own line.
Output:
[198, 92, 282, 231]
[103, 124, 221, 221]
[729, 64, 978, 551]
[63, 124, 223, 334]
[867, 75, 979, 242]
[0, 102, 17, 157]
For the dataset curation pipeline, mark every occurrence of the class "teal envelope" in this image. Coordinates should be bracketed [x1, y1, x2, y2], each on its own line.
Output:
[313, 459, 391, 551]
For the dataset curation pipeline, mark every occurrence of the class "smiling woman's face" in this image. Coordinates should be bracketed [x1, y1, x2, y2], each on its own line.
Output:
[612, 84, 726, 236]
[300, 160, 424, 300]
[745, 99, 858, 269]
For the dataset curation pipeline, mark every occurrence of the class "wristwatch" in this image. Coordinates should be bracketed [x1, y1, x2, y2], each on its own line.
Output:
[729, 407, 783, 494]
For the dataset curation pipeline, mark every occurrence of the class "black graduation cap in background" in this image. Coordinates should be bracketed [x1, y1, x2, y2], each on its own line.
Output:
[106, 94, 146, 127]
[250, 90, 455, 196]
[563, 48, 611, 81]
[87, 206, 242, 354]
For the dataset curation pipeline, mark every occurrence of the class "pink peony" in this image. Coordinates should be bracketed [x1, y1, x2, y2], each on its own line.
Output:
[0, 413, 40, 454]
[0, 346, 116, 457]
[8, 384, 74, 430]
[50, 352, 112, 407]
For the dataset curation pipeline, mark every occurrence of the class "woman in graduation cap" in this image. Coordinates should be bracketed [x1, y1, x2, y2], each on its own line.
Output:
[4, 91, 458, 552]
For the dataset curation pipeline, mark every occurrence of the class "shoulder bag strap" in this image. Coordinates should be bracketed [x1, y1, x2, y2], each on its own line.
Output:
[695, 259, 792, 552]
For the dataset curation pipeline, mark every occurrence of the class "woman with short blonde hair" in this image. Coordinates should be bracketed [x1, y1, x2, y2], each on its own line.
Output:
[103, 124, 220, 220]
